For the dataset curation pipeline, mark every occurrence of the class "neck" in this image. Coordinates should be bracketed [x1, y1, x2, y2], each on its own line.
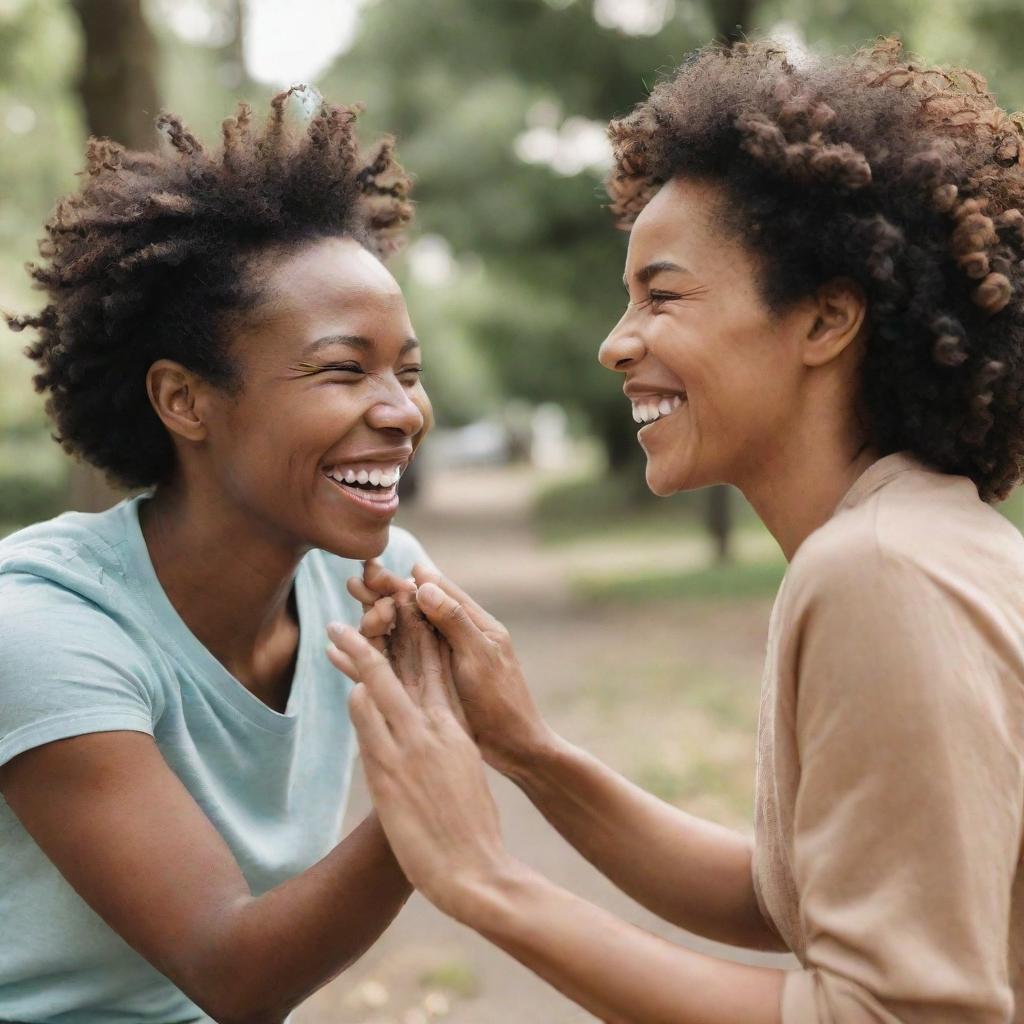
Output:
[139, 476, 306, 679]
[736, 424, 880, 562]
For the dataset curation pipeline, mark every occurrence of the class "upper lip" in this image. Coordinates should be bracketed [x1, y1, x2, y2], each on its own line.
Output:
[623, 382, 686, 400]
[321, 447, 414, 469]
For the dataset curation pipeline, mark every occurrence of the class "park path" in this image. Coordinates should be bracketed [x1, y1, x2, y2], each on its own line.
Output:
[296, 466, 794, 1024]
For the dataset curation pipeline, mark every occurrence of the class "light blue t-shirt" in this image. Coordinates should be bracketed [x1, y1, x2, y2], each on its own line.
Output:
[0, 494, 426, 1024]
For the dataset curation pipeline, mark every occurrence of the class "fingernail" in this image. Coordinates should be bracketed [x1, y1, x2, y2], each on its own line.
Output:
[417, 582, 443, 610]
[326, 621, 349, 639]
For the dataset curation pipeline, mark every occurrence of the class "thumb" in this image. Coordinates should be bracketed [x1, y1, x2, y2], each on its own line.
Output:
[416, 582, 481, 649]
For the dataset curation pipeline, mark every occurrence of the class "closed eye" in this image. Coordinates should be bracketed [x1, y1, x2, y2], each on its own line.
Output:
[634, 285, 709, 309]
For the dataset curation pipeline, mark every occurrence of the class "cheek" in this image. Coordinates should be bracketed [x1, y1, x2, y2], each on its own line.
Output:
[412, 388, 434, 439]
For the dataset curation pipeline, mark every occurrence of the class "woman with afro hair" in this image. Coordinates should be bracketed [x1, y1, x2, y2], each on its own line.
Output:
[332, 38, 1024, 1024]
[0, 89, 434, 1023]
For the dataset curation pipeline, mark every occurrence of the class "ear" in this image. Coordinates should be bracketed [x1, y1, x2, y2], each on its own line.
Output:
[146, 360, 209, 443]
[802, 277, 867, 367]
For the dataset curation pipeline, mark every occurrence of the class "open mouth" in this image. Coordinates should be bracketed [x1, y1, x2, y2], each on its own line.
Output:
[632, 393, 686, 427]
[321, 463, 404, 516]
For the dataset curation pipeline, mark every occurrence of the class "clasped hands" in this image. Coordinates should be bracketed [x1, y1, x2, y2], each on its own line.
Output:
[325, 562, 552, 919]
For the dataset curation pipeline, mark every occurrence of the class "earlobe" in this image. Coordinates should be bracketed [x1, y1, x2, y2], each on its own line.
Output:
[803, 277, 867, 367]
[146, 360, 208, 442]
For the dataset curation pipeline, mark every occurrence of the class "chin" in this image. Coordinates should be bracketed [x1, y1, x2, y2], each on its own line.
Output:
[317, 522, 391, 562]
[644, 461, 689, 498]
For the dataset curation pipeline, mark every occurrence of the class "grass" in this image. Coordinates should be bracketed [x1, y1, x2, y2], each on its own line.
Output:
[418, 959, 480, 999]
[574, 557, 786, 605]
[564, 652, 762, 825]
[533, 470, 758, 546]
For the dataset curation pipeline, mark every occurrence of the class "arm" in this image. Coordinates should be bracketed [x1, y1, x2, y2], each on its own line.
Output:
[509, 734, 780, 951]
[329, 621, 785, 1024]
[357, 561, 781, 951]
[0, 731, 410, 1024]
[461, 861, 782, 1024]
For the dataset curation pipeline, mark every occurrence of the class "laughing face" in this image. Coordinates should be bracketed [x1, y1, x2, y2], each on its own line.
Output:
[194, 235, 431, 560]
[599, 176, 813, 497]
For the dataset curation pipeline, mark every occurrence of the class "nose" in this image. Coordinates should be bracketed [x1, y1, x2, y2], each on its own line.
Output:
[365, 379, 427, 437]
[598, 310, 646, 373]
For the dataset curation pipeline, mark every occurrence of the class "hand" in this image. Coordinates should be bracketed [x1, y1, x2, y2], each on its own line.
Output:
[345, 559, 415, 654]
[325, 621, 515, 920]
[356, 561, 557, 778]
[348, 564, 468, 728]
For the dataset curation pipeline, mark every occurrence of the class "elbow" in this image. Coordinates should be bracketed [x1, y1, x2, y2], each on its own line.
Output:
[198, 991, 289, 1024]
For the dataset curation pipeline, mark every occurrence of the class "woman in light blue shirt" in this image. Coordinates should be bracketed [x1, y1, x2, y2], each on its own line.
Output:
[0, 88, 431, 1024]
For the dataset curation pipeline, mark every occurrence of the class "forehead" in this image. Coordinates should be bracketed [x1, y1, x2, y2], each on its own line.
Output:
[228, 235, 413, 373]
[627, 177, 721, 262]
[250, 235, 406, 326]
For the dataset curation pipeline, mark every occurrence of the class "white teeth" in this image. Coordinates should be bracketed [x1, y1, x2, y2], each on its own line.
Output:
[326, 464, 405, 487]
[630, 395, 684, 425]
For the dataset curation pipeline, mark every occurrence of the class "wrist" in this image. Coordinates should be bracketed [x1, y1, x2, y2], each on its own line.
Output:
[489, 720, 566, 784]
[445, 855, 540, 931]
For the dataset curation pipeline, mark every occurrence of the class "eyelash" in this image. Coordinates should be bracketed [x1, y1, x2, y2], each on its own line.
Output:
[318, 363, 424, 382]
[633, 291, 679, 310]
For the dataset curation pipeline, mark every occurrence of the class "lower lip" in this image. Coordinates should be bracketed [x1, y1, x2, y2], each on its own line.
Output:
[322, 474, 400, 519]
[637, 398, 687, 433]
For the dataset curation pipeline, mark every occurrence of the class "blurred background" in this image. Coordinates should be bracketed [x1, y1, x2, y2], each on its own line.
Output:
[2, 1, 1024, 1021]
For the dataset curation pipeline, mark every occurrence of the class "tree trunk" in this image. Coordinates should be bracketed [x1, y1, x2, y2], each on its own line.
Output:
[707, 484, 732, 563]
[67, 0, 160, 511]
[697, 0, 758, 559]
[72, 0, 160, 147]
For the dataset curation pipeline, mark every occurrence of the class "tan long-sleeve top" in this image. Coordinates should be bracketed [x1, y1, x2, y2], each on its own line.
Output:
[753, 452, 1024, 1023]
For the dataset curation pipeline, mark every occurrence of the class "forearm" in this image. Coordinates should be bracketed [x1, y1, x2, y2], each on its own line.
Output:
[508, 734, 784, 950]
[212, 812, 411, 1022]
[457, 860, 784, 1024]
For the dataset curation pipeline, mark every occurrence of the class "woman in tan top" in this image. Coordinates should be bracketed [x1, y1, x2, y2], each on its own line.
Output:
[326, 38, 1024, 1023]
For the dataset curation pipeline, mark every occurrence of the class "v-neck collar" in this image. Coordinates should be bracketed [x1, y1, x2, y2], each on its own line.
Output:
[121, 494, 312, 734]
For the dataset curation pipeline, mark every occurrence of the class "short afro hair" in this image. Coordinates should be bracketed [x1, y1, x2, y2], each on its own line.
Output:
[8, 87, 413, 489]
[607, 38, 1024, 502]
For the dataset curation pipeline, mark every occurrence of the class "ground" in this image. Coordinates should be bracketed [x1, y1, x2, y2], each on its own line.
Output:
[295, 465, 796, 1024]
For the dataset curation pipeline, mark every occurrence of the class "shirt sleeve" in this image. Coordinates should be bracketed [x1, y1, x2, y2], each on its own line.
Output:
[782, 545, 1022, 1024]
[0, 573, 156, 769]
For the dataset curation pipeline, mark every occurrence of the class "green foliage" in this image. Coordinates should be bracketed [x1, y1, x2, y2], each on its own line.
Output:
[5, 0, 1024, 512]
[319, 0, 718, 444]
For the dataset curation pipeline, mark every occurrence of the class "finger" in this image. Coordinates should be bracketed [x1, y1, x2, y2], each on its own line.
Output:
[363, 560, 416, 597]
[413, 611, 451, 712]
[437, 641, 470, 731]
[360, 597, 397, 638]
[348, 682, 396, 758]
[347, 575, 379, 608]
[325, 640, 358, 679]
[391, 592, 425, 697]
[327, 624, 417, 733]
[411, 564, 502, 633]
[415, 582, 488, 651]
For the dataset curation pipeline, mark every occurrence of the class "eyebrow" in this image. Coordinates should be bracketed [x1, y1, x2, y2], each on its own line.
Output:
[623, 260, 688, 289]
[302, 334, 421, 356]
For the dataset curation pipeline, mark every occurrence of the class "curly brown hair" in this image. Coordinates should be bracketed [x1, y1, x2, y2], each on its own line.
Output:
[7, 87, 413, 489]
[607, 38, 1024, 502]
